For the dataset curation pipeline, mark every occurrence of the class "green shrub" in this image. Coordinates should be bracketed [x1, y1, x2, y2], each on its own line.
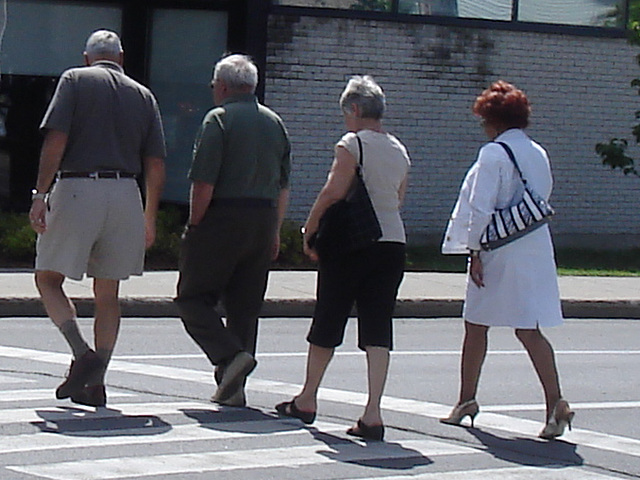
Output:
[275, 219, 313, 269]
[0, 209, 307, 269]
[145, 205, 184, 268]
[0, 212, 36, 260]
[144, 208, 315, 270]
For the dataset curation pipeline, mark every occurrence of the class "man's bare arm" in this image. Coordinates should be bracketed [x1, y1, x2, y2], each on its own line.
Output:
[29, 130, 68, 233]
[142, 155, 166, 249]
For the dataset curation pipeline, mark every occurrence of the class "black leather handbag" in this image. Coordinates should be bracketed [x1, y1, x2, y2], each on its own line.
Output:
[310, 134, 382, 261]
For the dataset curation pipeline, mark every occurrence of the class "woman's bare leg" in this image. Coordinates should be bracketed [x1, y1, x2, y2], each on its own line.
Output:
[458, 321, 489, 404]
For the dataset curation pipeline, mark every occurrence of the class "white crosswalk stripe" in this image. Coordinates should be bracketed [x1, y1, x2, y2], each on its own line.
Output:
[342, 467, 624, 480]
[0, 346, 633, 480]
[9, 344, 638, 461]
[0, 415, 352, 455]
[0, 401, 212, 425]
[7, 440, 477, 479]
[0, 343, 636, 457]
[0, 374, 35, 384]
[0, 389, 134, 403]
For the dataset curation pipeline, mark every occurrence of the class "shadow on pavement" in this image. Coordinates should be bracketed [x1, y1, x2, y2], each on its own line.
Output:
[309, 428, 433, 470]
[468, 427, 583, 467]
[34, 405, 172, 436]
[181, 407, 305, 434]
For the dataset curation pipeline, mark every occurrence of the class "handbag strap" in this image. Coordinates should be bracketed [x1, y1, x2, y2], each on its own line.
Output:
[354, 134, 367, 182]
[495, 141, 528, 186]
[355, 134, 364, 167]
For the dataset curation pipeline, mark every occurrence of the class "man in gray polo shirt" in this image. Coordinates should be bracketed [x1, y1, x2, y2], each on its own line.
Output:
[28, 30, 166, 407]
[176, 54, 291, 407]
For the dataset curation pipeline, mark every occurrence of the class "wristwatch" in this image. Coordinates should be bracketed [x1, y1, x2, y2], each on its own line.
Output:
[31, 189, 46, 201]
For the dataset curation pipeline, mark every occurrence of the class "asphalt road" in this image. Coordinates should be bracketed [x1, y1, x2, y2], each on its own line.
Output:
[0, 317, 638, 479]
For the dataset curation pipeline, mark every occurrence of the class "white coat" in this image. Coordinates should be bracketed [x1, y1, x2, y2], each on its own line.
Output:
[442, 129, 563, 328]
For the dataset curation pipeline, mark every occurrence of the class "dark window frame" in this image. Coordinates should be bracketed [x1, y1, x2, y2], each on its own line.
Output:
[29, 0, 260, 85]
[269, 1, 630, 39]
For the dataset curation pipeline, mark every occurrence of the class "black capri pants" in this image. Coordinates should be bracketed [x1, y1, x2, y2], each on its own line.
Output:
[307, 242, 405, 351]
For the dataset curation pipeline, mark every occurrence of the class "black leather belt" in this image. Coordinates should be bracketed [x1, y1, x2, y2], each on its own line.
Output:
[57, 171, 137, 179]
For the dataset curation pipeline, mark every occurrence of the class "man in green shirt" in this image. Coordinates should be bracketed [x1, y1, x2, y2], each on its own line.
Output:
[176, 54, 291, 407]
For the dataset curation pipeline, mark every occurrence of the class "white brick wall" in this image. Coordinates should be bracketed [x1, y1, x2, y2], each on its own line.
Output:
[265, 14, 640, 247]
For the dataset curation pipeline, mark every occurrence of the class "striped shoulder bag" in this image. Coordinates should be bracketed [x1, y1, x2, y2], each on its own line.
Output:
[480, 141, 555, 251]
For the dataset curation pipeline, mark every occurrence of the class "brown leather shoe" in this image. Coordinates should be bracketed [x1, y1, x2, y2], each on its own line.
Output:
[212, 363, 247, 407]
[212, 386, 246, 407]
[55, 350, 103, 399]
[211, 352, 256, 403]
[71, 385, 107, 407]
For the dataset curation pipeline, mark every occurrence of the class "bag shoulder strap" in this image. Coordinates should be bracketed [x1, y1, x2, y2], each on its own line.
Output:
[355, 134, 364, 166]
[495, 141, 527, 186]
[354, 134, 367, 181]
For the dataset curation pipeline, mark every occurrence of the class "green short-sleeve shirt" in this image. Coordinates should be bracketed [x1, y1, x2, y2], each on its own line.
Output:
[189, 94, 291, 200]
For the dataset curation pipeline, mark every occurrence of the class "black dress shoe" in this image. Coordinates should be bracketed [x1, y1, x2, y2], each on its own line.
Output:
[55, 350, 103, 399]
[71, 385, 106, 407]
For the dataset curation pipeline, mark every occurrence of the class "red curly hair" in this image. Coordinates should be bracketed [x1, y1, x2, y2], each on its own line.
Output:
[473, 80, 530, 129]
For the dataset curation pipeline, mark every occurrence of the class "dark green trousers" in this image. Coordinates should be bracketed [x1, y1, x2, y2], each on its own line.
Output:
[175, 204, 277, 366]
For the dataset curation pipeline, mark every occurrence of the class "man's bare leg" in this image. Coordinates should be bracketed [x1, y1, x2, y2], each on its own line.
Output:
[35, 270, 90, 358]
[35, 270, 101, 399]
[89, 278, 121, 385]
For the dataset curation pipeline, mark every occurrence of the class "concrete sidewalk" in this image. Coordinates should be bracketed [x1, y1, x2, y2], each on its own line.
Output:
[1, 270, 639, 318]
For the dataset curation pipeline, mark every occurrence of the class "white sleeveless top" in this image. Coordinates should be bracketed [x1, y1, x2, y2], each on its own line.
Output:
[337, 130, 411, 243]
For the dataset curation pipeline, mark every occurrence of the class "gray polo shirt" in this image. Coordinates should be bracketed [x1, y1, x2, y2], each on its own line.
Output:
[40, 61, 166, 174]
[189, 94, 291, 200]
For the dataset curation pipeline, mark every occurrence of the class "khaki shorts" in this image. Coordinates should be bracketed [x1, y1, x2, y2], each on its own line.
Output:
[35, 178, 145, 281]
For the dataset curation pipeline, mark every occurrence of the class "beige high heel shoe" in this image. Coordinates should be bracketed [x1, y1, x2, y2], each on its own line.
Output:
[440, 399, 479, 428]
[539, 399, 575, 440]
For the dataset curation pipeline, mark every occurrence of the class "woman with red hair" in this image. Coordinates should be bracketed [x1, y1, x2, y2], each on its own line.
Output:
[441, 81, 574, 439]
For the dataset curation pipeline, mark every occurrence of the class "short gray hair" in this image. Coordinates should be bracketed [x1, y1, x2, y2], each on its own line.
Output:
[213, 54, 258, 92]
[339, 75, 385, 120]
[84, 30, 123, 60]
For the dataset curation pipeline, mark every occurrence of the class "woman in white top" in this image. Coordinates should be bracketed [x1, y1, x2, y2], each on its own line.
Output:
[275, 76, 410, 441]
[441, 81, 574, 439]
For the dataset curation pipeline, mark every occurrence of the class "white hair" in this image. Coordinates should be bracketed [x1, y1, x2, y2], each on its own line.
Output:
[84, 30, 123, 61]
[340, 75, 386, 120]
[213, 54, 258, 92]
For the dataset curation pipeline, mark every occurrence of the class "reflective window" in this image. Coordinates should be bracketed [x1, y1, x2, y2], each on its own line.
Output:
[458, 0, 511, 21]
[1, 0, 121, 76]
[275, 0, 387, 8]
[0, 1, 121, 207]
[351, 0, 391, 11]
[518, 0, 625, 27]
[149, 9, 228, 203]
[399, 0, 459, 16]
[274, 0, 626, 26]
[274, 0, 357, 7]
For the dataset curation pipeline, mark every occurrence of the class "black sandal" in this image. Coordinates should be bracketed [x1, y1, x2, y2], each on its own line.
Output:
[275, 399, 316, 424]
[346, 419, 385, 441]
